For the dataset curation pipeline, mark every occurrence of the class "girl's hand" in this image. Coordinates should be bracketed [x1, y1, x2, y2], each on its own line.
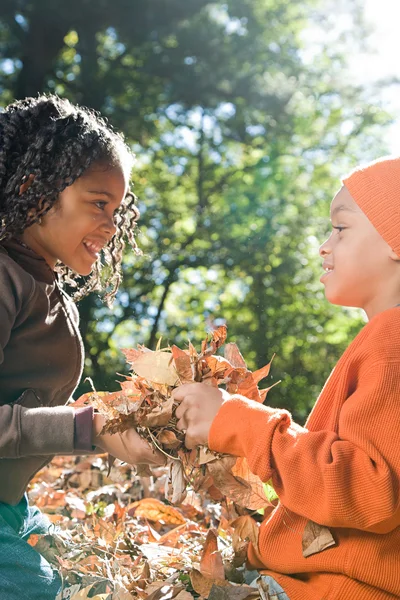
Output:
[173, 383, 230, 449]
[92, 414, 166, 466]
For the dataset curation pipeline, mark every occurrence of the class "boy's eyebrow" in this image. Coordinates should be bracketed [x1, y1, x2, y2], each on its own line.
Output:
[330, 204, 357, 218]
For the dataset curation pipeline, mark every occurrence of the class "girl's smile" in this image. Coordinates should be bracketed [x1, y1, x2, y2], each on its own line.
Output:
[21, 164, 128, 276]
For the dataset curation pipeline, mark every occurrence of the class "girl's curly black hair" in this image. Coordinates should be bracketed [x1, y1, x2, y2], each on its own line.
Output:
[0, 94, 140, 305]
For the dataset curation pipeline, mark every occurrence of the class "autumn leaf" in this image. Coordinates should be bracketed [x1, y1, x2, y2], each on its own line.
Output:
[252, 355, 275, 386]
[208, 585, 258, 600]
[231, 515, 259, 547]
[165, 461, 187, 505]
[224, 343, 247, 369]
[171, 346, 194, 384]
[208, 457, 269, 510]
[302, 520, 336, 558]
[157, 430, 181, 450]
[129, 350, 179, 386]
[190, 569, 230, 598]
[141, 396, 174, 427]
[200, 529, 225, 581]
[128, 498, 186, 525]
[212, 325, 228, 349]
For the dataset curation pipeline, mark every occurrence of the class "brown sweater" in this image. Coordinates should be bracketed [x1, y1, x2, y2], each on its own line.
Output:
[0, 239, 86, 504]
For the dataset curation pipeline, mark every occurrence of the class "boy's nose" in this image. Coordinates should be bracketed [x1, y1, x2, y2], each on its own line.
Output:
[319, 237, 331, 257]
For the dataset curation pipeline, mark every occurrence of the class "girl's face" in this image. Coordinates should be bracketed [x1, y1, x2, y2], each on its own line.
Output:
[22, 163, 129, 276]
[319, 186, 400, 319]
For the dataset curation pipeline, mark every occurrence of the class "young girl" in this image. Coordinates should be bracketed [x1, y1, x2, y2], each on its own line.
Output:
[0, 95, 163, 600]
[174, 156, 400, 600]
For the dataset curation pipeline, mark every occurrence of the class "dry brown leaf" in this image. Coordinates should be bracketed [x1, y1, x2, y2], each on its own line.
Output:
[236, 373, 261, 402]
[252, 356, 274, 386]
[128, 498, 186, 525]
[174, 592, 195, 600]
[190, 569, 230, 599]
[200, 529, 225, 581]
[145, 583, 185, 600]
[212, 325, 228, 349]
[171, 346, 194, 383]
[302, 520, 336, 558]
[198, 447, 218, 465]
[122, 347, 146, 365]
[208, 457, 269, 510]
[224, 343, 247, 369]
[142, 396, 174, 427]
[130, 351, 179, 386]
[157, 430, 181, 450]
[230, 515, 259, 547]
[208, 585, 258, 600]
[231, 458, 269, 510]
[165, 461, 187, 505]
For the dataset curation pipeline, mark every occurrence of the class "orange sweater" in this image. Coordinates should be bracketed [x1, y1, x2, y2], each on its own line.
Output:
[209, 307, 400, 600]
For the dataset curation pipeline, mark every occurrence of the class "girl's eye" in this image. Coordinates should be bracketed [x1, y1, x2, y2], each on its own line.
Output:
[94, 201, 107, 210]
[333, 225, 345, 233]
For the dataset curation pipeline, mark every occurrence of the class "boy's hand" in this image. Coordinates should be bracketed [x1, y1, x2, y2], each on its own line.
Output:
[93, 414, 166, 466]
[173, 383, 230, 449]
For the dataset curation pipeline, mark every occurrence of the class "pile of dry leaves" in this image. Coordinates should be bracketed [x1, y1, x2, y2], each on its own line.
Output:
[28, 453, 277, 600]
[75, 325, 278, 511]
[29, 326, 334, 599]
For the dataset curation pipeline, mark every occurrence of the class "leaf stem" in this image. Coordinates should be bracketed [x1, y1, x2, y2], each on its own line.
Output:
[146, 428, 181, 461]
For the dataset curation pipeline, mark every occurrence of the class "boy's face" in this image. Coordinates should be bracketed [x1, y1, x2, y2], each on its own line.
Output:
[319, 186, 400, 318]
[22, 163, 128, 275]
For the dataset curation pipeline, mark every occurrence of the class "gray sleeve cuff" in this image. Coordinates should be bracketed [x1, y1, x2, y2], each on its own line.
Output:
[19, 405, 75, 456]
[73, 406, 94, 452]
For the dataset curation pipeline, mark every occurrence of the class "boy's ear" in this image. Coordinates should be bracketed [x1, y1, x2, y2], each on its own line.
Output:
[389, 248, 400, 262]
[19, 174, 35, 195]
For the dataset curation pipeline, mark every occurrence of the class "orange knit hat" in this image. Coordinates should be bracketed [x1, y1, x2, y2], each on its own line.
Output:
[342, 156, 400, 256]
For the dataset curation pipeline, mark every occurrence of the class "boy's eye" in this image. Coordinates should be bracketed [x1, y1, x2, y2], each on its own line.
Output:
[332, 225, 345, 233]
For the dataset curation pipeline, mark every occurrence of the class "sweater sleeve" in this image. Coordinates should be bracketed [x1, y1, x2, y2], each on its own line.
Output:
[208, 359, 400, 534]
[0, 257, 77, 457]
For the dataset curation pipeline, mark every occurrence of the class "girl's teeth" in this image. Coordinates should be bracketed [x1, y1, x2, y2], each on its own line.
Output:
[84, 241, 101, 254]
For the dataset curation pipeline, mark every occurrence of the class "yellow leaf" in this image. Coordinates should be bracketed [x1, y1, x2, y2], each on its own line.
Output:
[131, 351, 179, 386]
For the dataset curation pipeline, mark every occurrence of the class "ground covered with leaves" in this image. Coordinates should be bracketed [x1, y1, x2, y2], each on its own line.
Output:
[28, 455, 277, 600]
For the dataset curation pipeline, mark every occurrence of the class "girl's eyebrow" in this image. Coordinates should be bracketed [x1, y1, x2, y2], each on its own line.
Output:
[87, 189, 114, 199]
[87, 189, 121, 206]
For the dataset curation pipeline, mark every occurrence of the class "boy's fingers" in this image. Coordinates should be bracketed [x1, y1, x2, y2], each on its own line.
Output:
[175, 402, 186, 420]
[176, 417, 187, 431]
[184, 432, 197, 450]
[172, 384, 194, 401]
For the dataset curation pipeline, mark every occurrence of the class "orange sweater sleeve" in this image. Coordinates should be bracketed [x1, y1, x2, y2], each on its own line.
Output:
[208, 357, 400, 534]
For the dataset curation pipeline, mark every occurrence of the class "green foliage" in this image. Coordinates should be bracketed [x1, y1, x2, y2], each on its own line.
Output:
[0, 0, 391, 422]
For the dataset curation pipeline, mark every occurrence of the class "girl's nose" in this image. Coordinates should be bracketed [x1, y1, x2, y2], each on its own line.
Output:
[102, 215, 117, 237]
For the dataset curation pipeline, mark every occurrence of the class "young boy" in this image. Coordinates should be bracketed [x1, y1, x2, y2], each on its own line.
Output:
[173, 156, 400, 600]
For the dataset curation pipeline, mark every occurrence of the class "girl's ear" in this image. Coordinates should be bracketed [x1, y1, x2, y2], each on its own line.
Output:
[19, 174, 35, 195]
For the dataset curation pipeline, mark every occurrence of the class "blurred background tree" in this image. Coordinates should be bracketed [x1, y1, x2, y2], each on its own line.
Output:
[0, 0, 391, 421]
